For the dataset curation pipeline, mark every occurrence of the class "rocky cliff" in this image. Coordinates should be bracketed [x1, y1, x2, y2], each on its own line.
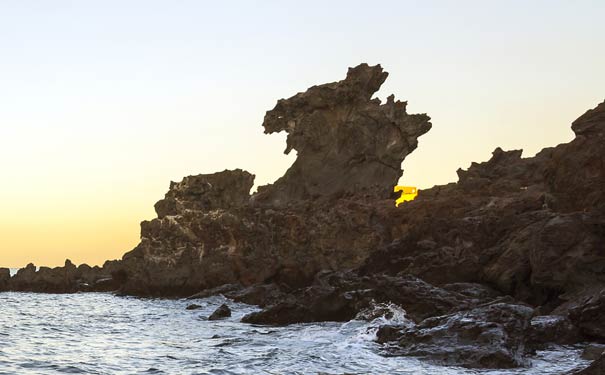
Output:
[2, 65, 604, 371]
[255, 63, 431, 205]
[97, 63, 432, 296]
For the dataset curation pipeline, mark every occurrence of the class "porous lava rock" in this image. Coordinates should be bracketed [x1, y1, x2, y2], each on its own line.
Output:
[254, 63, 431, 206]
[361, 100, 605, 313]
[110, 65, 432, 296]
[241, 271, 477, 325]
[116, 192, 401, 296]
[376, 303, 534, 369]
[154, 169, 254, 218]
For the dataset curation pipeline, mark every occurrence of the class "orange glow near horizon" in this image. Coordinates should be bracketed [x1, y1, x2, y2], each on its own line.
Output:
[0, 214, 141, 269]
[1, 1, 602, 269]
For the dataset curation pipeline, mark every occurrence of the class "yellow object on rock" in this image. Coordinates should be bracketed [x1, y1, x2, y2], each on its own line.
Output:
[394, 186, 418, 207]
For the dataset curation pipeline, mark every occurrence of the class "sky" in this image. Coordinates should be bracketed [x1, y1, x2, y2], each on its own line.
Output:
[1, 1, 604, 268]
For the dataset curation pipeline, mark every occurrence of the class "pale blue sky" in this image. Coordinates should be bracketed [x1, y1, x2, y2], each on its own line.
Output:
[1, 1, 604, 266]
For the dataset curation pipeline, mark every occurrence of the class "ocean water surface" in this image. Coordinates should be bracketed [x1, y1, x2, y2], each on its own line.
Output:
[0, 269, 589, 374]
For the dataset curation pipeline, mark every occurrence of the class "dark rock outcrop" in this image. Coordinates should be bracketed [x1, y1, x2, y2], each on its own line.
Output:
[241, 271, 479, 325]
[360, 101, 605, 314]
[154, 169, 254, 219]
[3, 260, 117, 293]
[254, 63, 431, 206]
[116, 193, 401, 296]
[568, 288, 605, 340]
[103, 64, 432, 297]
[208, 304, 231, 320]
[555, 101, 605, 213]
[376, 303, 534, 368]
[355, 100, 604, 368]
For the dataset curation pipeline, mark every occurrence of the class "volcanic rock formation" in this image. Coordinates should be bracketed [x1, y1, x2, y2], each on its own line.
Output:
[376, 303, 534, 368]
[96, 64, 432, 296]
[254, 63, 432, 206]
[4, 260, 120, 293]
[2, 65, 604, 372]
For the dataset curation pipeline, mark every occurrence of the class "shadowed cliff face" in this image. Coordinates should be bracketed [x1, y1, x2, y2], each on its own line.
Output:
[1, 65, 433, 296]
[95, 64, 433, 295]
[254, 63, 432, 206]
[549, 101, 605, 213]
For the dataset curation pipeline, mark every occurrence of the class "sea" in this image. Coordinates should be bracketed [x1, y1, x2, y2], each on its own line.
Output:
[0, 269, 589, 375]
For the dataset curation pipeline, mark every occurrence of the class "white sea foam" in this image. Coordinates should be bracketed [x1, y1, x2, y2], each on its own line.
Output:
[0, 292, 590, 374]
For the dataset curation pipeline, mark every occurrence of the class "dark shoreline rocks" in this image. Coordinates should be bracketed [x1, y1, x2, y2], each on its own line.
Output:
[2, 64, 604, 371]
[1, 260, 122, 294]
[240, 272, 476, 325]
[377, 303, 534, 369]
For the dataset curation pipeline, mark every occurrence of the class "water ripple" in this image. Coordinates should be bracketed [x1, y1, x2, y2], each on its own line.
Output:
[0, 292, 589, 374]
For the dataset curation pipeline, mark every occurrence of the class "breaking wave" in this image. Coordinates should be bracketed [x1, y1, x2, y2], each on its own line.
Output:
[0, 292, 588, 374]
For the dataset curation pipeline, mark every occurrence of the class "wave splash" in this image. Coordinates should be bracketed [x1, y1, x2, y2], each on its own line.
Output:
[0, 292, 587, 374]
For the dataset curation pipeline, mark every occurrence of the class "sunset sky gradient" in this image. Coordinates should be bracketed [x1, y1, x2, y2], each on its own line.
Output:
[1, 1, 604, 267]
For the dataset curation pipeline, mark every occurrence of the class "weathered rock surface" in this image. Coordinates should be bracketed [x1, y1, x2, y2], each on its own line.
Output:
[154, 169, 254, 219]
[241, 271, 477, 325]
[361, 101, 605, 313]
[376, 303, 534, 368]
[116, 193, 400, 296]
[99, 64, 431, 296]
[254, 63, 431, 206]
[357, 100, 604, 368]
[568, 288, 605, 340]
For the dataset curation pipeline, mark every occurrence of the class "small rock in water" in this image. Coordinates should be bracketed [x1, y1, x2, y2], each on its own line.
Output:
[208, 304, 231, 320]
[186, 304, 202, 310]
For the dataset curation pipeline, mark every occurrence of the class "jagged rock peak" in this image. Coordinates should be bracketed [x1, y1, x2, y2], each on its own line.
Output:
[254, 63, 432, 206]
[572, 99, 605, 136]
[154, 169, 254, 218]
